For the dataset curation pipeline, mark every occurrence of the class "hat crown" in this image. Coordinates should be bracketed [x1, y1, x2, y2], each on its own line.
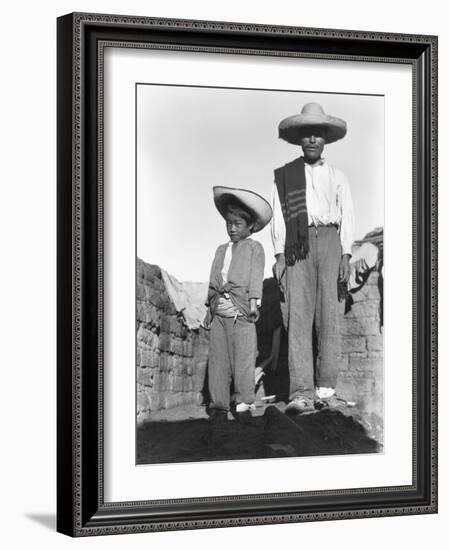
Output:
[300, 102, 326, 116]
[213, 186, 272, 233]
[278, 102, 347, 145]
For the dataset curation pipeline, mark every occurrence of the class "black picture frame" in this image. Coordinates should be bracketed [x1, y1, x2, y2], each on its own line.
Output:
[57, 12, 438, 536]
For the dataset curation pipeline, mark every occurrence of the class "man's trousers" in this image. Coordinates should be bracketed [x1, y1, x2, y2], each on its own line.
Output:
[282, 226, 344, 398]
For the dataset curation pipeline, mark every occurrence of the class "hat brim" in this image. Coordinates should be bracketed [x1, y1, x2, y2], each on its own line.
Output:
[213, 186, 272, 233]
[278, 113, 347, 145]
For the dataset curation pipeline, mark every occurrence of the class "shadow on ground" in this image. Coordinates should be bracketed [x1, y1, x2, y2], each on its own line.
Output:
[137, 405, 379, 465]
[25, 513, 56, 531]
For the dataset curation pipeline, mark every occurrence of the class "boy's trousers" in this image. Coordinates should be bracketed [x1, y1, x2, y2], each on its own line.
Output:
[208, 315, 257, 411]
[283, 226, 345, 398]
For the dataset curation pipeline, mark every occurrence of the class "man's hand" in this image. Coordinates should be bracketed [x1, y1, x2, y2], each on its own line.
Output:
[273, 253, 286, 282]
[339, 254, 351, 283]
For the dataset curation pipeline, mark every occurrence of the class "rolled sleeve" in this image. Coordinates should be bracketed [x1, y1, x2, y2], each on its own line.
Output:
[339, 174, 355, 256]
[248, 242, 265, 300]
[270, 182, 286, 256]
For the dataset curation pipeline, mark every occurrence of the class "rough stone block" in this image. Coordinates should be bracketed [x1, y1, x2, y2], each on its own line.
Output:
[136, 302, 146, 323]
[148, 305, 160, 325]
[136, 325, 146, 343]
[160, 314, 171, 333]
[136, 283, 146, 300]
[366, 272, 380, 286]
[170, 316, 181, 334]
[137, 410, 151, 425]
[158, 333, 170, 352]
[137, 367, 154, 387]
[192, 372, 206, 392]
[186, 360, 194, 376]
[141, 350, 159, 369]
[367, 335, 383, 352]
[184, 377, 194, 392]
[362, 284, 381, 301]
[147, 391, 163, 411]
[171, 337, 183, 355]
[341, 317, 381, 336]
[136, 259, 145, 279]
[170, 375, 185, 392]
[195, 359, 208, 375]
[163, 393, 187, 409]
[140, 350, 152, 368]
[159, 353, 169, 371]
[348, 351, 369, 360]
[165, 354, 173, 371]
[195, 392, 204, 406]
[153, 372, 169, 392]
[338, 354, 349, 372]
[342, 335, 367, 353]
[151, 333, 159, 349]
[142, 304, 159, 325]
[172, 362, 184, 377]
[137, 391, 150, 412]
[345, 301, 379, 319]
[137, 326, 155, 347]
[349, 356, 382, 375]
[143, 263, 161, 280]
[183, 340, 193, 357]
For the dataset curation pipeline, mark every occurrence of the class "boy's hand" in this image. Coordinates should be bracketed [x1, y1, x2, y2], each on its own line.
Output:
[203, 309, 212, 330]
[248, 299, 260, 323]
[248, 309, 260, 323]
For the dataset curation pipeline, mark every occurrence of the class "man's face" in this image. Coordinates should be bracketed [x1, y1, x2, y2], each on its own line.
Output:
[299, 126, 326, 163]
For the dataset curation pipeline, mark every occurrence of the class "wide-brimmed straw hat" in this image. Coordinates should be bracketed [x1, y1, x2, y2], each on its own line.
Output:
[213, 186, 272, 233]
[278, 102, 347, 145]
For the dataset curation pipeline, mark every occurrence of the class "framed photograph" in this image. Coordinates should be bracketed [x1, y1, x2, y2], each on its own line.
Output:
[57, 12, 437, 536]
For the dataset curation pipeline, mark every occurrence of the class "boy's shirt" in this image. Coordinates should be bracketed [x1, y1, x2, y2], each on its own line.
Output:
[207, 238, 265, 320]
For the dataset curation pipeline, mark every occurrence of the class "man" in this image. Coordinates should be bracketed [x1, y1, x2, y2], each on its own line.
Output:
[271, 102, 354, 413]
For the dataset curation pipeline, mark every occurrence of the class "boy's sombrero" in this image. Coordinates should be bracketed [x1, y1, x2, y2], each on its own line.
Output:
[213, 186, 272, 233]
[278, 102, 347, 145]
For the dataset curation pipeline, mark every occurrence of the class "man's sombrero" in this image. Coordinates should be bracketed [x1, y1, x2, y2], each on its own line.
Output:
[213, 186, 272, 233]
[278, 102, 347, 145]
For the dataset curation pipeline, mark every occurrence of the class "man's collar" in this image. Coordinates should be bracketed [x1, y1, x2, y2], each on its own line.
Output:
[302, 156, 326, 167]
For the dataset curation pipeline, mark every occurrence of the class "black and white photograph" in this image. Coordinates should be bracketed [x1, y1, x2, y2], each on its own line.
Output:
[1, 0, 441, 544]
[136, 84, 384, 464]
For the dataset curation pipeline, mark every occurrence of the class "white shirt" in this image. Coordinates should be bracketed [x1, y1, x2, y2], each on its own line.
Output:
[221, 241, 233, 284]
[219, 239, 261, 308]
[270, 158, 355, 257]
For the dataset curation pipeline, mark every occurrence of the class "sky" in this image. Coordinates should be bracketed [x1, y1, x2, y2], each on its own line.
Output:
[137, 84, 384, 282]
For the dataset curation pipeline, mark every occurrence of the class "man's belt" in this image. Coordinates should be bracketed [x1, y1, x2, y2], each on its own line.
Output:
[308, 222, 339, 228]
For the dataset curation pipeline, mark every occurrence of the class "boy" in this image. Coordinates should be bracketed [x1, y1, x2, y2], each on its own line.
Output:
[204, 186, 272, 422]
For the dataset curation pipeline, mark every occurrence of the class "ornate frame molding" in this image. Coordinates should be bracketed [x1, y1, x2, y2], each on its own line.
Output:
[57, 12, 437, 536]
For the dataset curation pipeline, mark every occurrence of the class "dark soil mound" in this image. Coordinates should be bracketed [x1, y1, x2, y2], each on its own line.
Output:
[136, 405, 378, 465]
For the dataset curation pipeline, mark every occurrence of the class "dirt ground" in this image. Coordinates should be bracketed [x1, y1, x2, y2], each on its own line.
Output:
[136, 401, 381, 465]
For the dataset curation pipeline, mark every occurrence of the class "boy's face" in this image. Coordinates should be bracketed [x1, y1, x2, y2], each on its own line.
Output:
[225, 213, 253, 243]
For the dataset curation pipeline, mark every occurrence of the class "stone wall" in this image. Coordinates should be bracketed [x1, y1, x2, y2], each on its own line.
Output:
[137, 253, 383, 425]
[136, 259, 209, 424]
[337, 270, 383, 420]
